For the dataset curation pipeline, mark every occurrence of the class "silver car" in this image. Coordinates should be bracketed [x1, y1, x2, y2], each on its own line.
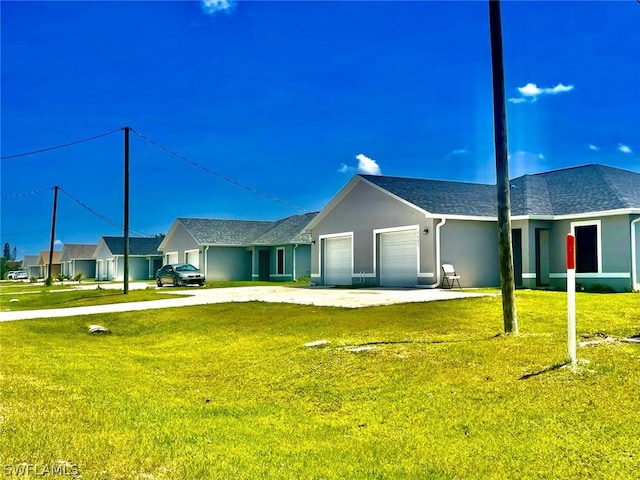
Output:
[156, 264, 205, 287]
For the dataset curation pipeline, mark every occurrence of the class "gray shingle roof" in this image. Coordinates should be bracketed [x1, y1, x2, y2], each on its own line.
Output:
[21, 255, 39, 267]
[178, 218, 276, 246]
[61, 243, 97, 260]
[360, 175, 497, 216]
[102, 237, 163, 255]
[178, 213, 318, 246]
[37, 250, 62, 265]
[253, 212, 318, 245]
[361, 164, 639, 217]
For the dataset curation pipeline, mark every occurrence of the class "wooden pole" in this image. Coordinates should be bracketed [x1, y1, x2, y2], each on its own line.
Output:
[47, 186, 59, 286]
[124, 126, 130, 294]
[489, 0, 518, 334]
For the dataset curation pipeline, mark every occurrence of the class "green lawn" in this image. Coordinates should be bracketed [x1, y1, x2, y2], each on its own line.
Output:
[0, 287, 184, 311]
[1, 291, 639, 479]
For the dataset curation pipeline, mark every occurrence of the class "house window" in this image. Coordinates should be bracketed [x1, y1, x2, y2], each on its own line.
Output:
[277, 248, 285, 275]
[575, 224, 598, 273]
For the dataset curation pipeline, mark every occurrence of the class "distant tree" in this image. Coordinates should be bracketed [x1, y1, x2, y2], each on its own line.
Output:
[11, 247, 17, 261]
[153, 233, 166, 239]
[0, 258, 8, 279]
[2, 242, 10, 260]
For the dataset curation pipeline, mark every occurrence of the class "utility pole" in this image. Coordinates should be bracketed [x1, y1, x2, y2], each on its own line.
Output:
[124, 126, 130, 294]
[47, 186, 59, 286]
[489, 0, 518, 334]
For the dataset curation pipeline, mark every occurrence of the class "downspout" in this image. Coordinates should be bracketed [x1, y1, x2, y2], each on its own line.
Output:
[293, 244, 298, 282]
[204, 245, 210, 281]
[632, 217, 640, 291]
[424, 218, 447, 289]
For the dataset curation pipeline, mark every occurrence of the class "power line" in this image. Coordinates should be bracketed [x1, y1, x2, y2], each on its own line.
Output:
[0, 128, 123, 160]
[130, 128, 309, 213]
[58, 187, 153, 237]
[1, 187, 54, 200]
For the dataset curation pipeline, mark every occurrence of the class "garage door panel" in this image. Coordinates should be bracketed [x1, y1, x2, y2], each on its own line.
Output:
[324, 236, 352, 286]
[380, 230, 417, 287]
[166, 253, 178, 265]
[186, 251, 200, 269]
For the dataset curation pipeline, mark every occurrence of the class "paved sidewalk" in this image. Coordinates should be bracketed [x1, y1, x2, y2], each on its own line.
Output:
[0, 286, 490, 322]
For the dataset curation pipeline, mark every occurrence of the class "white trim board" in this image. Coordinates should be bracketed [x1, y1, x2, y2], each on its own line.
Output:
[549, 272, 630, 279]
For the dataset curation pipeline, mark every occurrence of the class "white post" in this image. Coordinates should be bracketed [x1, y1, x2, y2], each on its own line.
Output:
[567, 234, 576, 364]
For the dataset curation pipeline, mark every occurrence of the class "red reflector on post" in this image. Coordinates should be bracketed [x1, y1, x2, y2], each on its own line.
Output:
[566, 234, 575, 270]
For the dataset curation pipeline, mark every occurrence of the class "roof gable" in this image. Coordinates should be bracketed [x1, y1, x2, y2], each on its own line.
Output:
[253, 212, 319, 245]
[37, 250, 62, 265]
[177, 218, 276, 246]
[60, 243, 97, 261]
[21, 255, 39, 267]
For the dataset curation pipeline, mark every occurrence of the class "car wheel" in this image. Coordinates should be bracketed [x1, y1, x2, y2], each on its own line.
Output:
[199, 281, 205, 286]
[157, 277, 162, 287]
[173, 277, 179, 287]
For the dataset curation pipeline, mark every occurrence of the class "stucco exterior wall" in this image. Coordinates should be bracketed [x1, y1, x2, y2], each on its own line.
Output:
[93, 241, 112, 263]
[161, 222, 199, 263]
[310, 180, 435, 286]
[294, 244, 311, 281]
[262, 244, 312, 281]
[73, 259, 96, 278]
[206, 247, 252, 281]
[543, 215, 633, 291]
[440, 220, 500, 287]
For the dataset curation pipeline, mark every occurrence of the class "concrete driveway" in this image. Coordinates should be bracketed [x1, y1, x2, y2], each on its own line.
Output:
[0, 285, 490, 322]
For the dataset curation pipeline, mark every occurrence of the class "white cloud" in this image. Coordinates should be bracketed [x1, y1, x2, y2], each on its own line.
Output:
[54, 240, 62, 246]
[518, 83, 543, 97]
[510, 82, 574, 104]
[618, 144, 632, 154]
[547, 83, 574, 94]
[452, 148, 469, 155]
[588, 144, 600, 151]
[340, 154, 382, 175]
[201, 0, 235, 15]
[355, 153, 382, 175]
[338, 164, 354, 174]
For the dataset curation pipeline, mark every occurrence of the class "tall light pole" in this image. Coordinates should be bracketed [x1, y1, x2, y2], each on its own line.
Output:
[489, 0, 518, 334]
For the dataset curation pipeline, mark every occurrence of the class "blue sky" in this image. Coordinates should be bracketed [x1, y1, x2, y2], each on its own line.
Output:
[1, 0, 638, 258]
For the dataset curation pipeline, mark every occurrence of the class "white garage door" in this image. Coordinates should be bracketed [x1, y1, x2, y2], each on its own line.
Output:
[186, 250, 200, 269]
[166, 252, 178, 265]
[324, 236, 352, 285]
[380, 230, 418, 287]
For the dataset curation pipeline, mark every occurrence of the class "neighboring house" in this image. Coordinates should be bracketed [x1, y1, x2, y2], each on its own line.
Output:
[306, 164, 640, 292]
[158, 212, 318, 282]
[60, 244, 97, 278]
[37, 250, 62, 279]
[21, 255, 40, 279]
[93, 236, 163, 281]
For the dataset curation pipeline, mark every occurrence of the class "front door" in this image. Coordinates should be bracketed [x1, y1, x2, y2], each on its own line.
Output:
[258, 250, 270, 281]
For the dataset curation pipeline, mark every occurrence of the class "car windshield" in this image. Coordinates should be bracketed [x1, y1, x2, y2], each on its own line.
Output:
[175, 264, 197, 272]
